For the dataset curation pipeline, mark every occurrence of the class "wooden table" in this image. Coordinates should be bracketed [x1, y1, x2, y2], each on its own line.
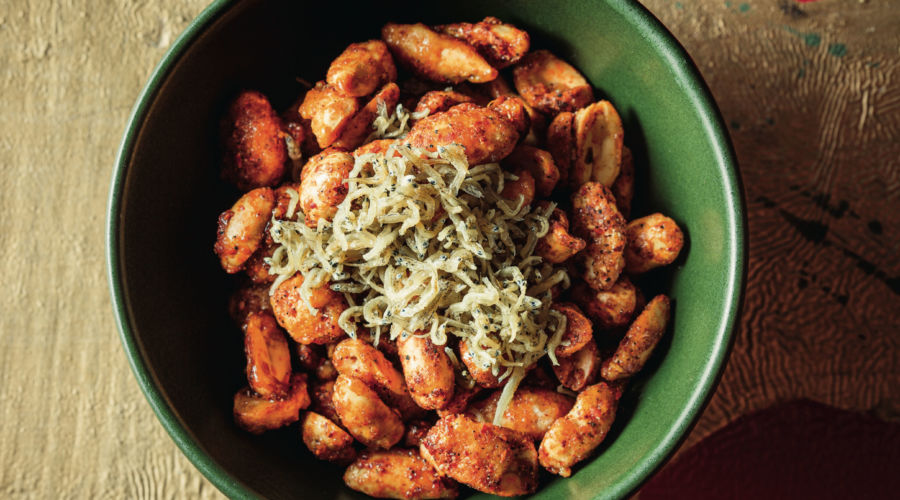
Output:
[1, 0, 896, 497]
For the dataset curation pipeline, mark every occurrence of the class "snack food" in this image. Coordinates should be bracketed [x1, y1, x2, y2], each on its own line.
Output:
[214, 18, 684, 498]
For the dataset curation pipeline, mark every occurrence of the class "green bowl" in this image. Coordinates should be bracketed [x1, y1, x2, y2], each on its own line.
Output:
[107, 0, 745, 498]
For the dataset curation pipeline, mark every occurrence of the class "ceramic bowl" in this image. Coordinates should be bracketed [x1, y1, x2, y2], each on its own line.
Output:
[108, 1, 745, 498]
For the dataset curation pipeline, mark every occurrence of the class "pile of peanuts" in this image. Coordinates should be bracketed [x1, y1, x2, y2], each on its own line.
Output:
[213, 17, 684, 499]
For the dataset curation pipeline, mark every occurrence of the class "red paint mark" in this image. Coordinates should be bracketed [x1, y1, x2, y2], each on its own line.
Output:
[795, 0, 819, 3]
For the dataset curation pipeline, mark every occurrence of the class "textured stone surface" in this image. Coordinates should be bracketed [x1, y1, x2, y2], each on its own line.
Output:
[0, 0, 896, 498]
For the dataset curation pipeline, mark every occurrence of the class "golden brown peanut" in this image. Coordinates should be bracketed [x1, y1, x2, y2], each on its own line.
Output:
[512, 50, 594, 114]
[487, 95, 530, 138]
[333, 338, 405, 397]
[624, 214, 685, 274]
[437, 382, 484, 417]
[332, 82, 400, 150]
[500, 168, 536, 208]
[295, 343, 321, 373]
[465, 387, 574, 441]
[301, 411, 356, 464]
[353, 138, 398, 158]
[221, 90, 287, 191]
[242, 240, 276, 284]
[298, 148, 354, 227]
[552, 338, 600, 391]
[382, 23, 498, 84]
[538, 382, 618, 477]
[214, 187, 275, 273]
[571, 101, 624, 187]
[503, 145, 560, 197]
[228, 283, 272, 324]
[420, 414, 538, 496]
[298, 82, 360, 148]
[601, 295, 671, 381]
[332, 338, 425, 421]
[571, 277, 638, 330]
[233, 373, 310, 434]
[270, 273, 347, 344]
[333, 375, 404, 449]
[611, 146, 634, 218]
[326, 40, 397, 98]
[280, 97, 320, 160]
[535, 206, 586, 264]
[546, 111, 575, 185]
[414, 90, 474, 116]
[571, 182, 627, 291]
[243, 312, 291, 398]
[406, 103, 519, 165]
[458, 340, 503, 389]
[344, 449, 459, 500]
[403, 420, 434, 448]
[436, 17, 530, 69]
[357, 329, 401, 363]
[397, 333, 455, 410]
[480, 74, 515, 98]
[309, 379, 341, 423]
[316, 359, 338, 381]
[550, 302, 593, 358]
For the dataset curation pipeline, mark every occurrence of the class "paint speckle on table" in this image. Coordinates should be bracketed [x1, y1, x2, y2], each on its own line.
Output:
[828, 43, 847, 57]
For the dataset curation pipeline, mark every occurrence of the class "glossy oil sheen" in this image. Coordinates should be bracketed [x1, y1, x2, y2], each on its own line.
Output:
[107, 1, 745, 499]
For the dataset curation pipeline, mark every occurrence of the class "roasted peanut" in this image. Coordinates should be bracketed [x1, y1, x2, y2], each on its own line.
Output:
[465, 387, 574, 441]
[332, 82, 400, 150]
[270, 273, 347, 344]
[420, 414, 538, 496]
[551, 302, 593, 358]
[326, 40, 397, 97]
[571, 182, 627, 291]
[397, 333, 455, 410]
[535, 206, 586, 264]
[233, 373, 310, 434]
[513, 50, 594, 114]
[601, 295, 670, 381]
[301, 411, 356, 464]
[214, 187, 275, 274]
[503, 145, 560, 198]
[414, 90, 474, 117]
[552, 338, 600, 391]
[436, 17, 530, 69]
[406, 103, 519, 165]
[333, 375, 404, 449]
[228, 282, 272, 324]
[382, 23, 497, 84]
[243, 312, 291, 398]
[571, 276, 638, 330]
[500, 168, 536, 208]
[538, 382, 618, 477]
[298, 82, 360, 148]
[571, 101, 624, 187]
[487, 95, 530, 138]
[624, 214, 684, 274]
[298, 148, 354, 227]
[344, 448, 459, 500]
[221, 90, 286, 190]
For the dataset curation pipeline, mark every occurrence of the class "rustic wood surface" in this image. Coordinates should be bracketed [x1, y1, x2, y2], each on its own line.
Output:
[0, 0, 897, 498]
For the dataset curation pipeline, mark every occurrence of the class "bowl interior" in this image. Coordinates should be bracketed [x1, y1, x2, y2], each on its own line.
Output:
[109, 0, 743, 498]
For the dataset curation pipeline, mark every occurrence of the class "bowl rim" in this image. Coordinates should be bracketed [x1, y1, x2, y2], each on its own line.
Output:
[106, 1, 747, 498]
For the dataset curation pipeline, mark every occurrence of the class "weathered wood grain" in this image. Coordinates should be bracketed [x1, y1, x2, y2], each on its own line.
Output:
[643, 0, 900, 460]
[0, 1, 219, 498]
[0, 0, 896, 498]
